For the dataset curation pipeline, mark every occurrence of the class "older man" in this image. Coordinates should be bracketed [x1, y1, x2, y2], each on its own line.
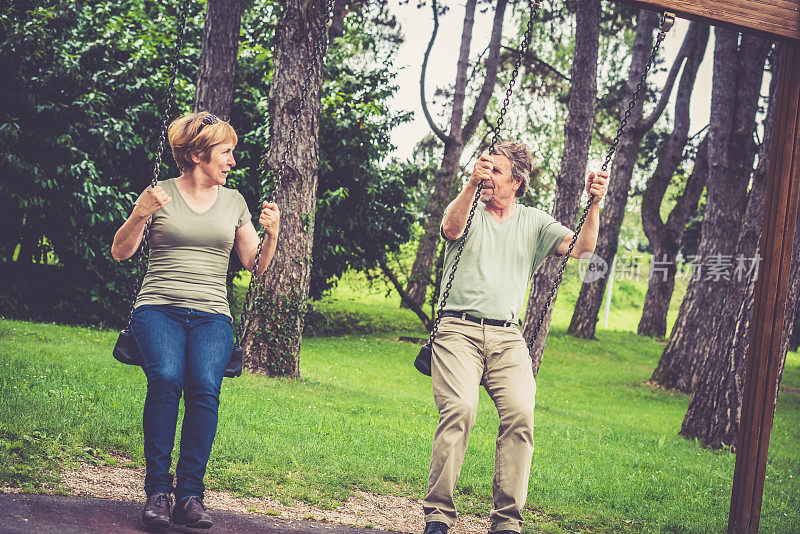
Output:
[422, 141, 608, 534]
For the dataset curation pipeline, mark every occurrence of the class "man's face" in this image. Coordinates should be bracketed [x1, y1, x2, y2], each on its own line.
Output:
[479, 153, 520, 205]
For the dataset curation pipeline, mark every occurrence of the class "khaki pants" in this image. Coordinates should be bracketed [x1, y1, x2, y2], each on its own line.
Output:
[423, 316, 535, 533]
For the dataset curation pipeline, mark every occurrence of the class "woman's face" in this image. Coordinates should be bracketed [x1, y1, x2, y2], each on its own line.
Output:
[198, 142, 236, 185]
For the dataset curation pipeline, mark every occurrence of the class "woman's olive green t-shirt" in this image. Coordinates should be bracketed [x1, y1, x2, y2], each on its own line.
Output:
[133, 178, 251, 318]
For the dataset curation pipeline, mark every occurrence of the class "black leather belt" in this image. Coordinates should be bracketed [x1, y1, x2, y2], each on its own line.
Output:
[440, 311, 517, 328]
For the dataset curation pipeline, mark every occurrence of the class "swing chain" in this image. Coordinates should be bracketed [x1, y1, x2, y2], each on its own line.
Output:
[124, 0, 192, 329]
[600, 11, 671, 174]
[487, 2, 539, 154]
[237, 0, 335, 345]
[427, 0, 541, 346]
[526, 11, 673, 348]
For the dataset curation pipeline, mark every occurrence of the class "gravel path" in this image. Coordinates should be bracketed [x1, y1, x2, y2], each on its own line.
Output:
[0, 493, 402, 534]
[0, 460, 491, 534]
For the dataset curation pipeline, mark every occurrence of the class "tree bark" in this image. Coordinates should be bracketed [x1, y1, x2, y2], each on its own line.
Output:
[788, 316, 800, 353]
[242, 0, 327, 377]
[650, 31, 771, 393]
[194, 0, 244, 119]
[568, 10, 674, 339]
[521, 0, 600, 377]
[637, 23, 709, 338]
[403, 0, 508, 312]
[638, 140, 708, 338]
[776, 226, 800, 402]
[680, 62, 800, 447]
[329, 0, 348, 41]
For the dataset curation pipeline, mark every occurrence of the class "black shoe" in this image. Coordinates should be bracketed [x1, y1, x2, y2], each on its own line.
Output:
[489, 531, 520, 534]
[142, 492, 171, 528]
[172, 496, 212, 529]
[424, 521, 449, 534]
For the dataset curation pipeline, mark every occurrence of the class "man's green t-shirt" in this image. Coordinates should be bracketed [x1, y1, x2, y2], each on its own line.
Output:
[134, 178, 251, 318]
[437, 202, 571, 323]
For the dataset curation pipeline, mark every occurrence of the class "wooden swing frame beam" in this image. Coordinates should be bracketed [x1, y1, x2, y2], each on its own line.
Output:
[615, 0, 799, 42]
[612, 1, 800, 532]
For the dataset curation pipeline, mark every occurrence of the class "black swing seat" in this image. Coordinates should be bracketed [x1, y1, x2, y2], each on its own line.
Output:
[415, 343, 433, 376]
[113, 328, 243, 378]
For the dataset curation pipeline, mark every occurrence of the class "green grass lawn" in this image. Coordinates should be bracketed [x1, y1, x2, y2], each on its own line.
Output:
[1, 267, 798, 533]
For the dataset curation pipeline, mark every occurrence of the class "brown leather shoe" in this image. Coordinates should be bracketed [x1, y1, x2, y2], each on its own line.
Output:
[172, 496, 212, 529]
[141, 492, 171, 528]
[424, 522, 449, 534]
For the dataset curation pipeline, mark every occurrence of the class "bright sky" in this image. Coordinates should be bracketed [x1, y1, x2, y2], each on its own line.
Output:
[385, 1, 716, 161]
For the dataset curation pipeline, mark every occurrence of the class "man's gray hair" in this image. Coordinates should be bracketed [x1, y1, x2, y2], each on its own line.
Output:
[492, 141, 533, 197]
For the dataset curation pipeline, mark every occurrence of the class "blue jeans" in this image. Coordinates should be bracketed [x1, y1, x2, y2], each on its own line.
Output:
[131, 304, 233, 501]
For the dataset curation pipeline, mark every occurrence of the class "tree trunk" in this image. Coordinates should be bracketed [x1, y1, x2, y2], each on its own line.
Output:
[521, 0, 600, 377]
[404, 0, 508, 312]
[682, 54, 800, 447]
[567, 10, 663, 339]
[650, 31, 771, 393]
[776, 228, 800, 402]
[242, 0, 327, 377]
[329, 0, 348, 41]
[679, 62, 777, 448]
[637, 23, 709, 338]
[637, 259, 676, 337]
[789, 317, 800, 353]
[405, 142, 463, 309]
[194, 0, 244, 119]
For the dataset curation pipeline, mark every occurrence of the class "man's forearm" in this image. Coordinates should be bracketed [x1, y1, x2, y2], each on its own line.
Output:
[441, 183, 481, 240]
[574, 203, 600, 256]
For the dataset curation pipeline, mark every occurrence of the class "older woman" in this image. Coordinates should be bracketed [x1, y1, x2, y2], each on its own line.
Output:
[111, 112, 279, 529]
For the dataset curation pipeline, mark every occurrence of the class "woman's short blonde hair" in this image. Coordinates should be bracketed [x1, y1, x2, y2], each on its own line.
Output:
[168, 112, 238, 171]
[492, 141, 533, 197]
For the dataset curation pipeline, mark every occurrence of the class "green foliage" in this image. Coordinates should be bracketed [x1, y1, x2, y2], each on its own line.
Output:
[0, 0, 425, 325]
[311, 10, 422, 299]
[303, 272, 426, 337]
[0, 427, 61, 489]
[0, 0, 206, 324]
[251, 288, 306, 376]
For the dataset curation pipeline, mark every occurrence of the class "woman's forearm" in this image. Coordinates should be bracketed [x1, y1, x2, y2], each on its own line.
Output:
[111, 210, 149, 261]
[252, 234, 277, 276]
[243, 234, 278, 276]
